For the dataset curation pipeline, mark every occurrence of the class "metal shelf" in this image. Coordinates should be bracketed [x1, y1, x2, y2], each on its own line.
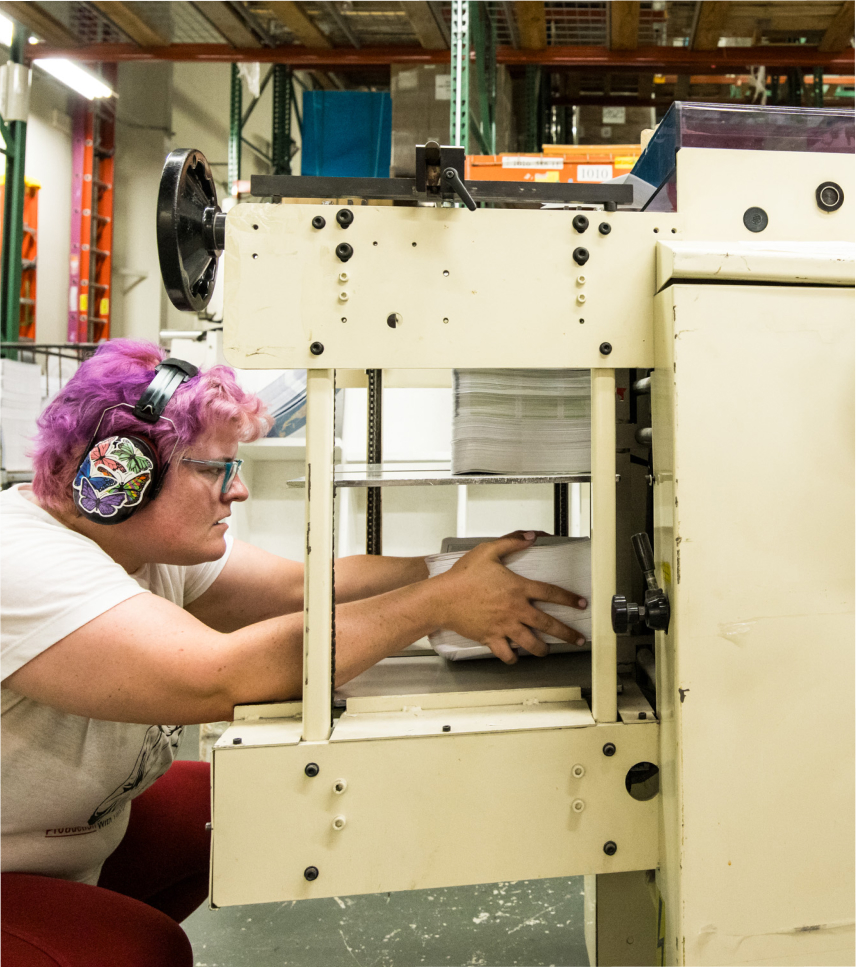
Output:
[286, 461, 590, 489]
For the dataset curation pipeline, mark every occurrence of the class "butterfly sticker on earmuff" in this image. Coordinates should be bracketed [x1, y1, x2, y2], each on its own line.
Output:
[73, 437, 154, 520]
[76, 477, 129, 518]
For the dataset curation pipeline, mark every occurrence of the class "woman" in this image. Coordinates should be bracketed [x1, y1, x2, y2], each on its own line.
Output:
[0, 339, 586, 965]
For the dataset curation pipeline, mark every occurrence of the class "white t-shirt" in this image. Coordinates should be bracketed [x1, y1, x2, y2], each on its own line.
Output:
[0, 485, 232, 885]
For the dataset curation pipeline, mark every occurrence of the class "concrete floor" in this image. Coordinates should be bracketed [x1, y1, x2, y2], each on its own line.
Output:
[177, 727, 589, 967]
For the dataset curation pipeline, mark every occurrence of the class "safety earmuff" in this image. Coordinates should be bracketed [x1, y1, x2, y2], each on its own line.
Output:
[72, 358, 198, 525]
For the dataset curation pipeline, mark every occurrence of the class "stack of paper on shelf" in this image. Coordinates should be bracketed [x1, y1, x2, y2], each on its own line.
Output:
[0, 359, 42, 472]
[426, 536, 592, 661]
[451, 369, 591, 475]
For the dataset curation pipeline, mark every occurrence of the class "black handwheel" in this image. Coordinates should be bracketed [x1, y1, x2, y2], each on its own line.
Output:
[157, 148, 226, 312]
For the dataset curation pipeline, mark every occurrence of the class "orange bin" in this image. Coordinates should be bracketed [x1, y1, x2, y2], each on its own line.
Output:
[466, 144, 642, 184]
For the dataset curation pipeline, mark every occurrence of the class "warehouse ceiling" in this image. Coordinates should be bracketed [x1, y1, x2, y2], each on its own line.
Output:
[0, 1, 852, 99]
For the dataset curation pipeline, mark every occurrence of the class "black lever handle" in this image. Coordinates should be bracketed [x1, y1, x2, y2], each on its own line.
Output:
[631, 532, 658, 591]
[612, 531, 671, 634]
[442, 167, 477, 211]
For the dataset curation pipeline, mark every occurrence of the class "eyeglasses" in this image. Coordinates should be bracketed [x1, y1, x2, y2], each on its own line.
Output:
[181, 457, 244, 494]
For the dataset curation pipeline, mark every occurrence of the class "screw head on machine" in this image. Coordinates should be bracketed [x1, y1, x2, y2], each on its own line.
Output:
[310, 342, 325, 356]
[603, 742, 616, 757]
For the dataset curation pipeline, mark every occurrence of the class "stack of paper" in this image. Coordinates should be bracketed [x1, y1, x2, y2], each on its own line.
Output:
[426, 536, 592, 661]
[0, 359, 43, 472]
[451, 369, 590, 475]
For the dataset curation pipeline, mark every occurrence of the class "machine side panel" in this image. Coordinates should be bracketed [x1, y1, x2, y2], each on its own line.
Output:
[653, 282, 855, 966]
[678, 148, 854, 243]
[222, 205, 678, 371]
[210, 724, 659, 907]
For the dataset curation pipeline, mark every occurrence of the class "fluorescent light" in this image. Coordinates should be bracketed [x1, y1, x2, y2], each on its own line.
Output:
[0, 13, 14, 47]
[34, 59, 113, 100]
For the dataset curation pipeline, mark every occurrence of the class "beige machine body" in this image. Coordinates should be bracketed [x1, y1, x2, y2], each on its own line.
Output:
[215, 142, 854, 966]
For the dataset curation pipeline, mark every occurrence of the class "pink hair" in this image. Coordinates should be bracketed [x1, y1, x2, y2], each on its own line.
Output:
[32, 339, 272, 512]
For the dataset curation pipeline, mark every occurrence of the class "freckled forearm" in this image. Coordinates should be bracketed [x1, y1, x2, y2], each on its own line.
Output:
[214, 572, 449, 714]
[334, 554, 430, 603]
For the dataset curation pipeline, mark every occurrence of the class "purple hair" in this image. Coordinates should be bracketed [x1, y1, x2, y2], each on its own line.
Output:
[32, 339, 271, 512]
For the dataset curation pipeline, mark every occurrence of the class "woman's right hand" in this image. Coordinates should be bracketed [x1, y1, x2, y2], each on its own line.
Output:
[433, 532, 588, 664]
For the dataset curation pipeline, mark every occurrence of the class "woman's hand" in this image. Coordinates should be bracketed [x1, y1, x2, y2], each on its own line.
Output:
[434, 532, 588, 664]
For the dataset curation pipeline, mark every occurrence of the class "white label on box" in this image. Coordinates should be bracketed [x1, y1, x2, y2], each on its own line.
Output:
[501, 156, 564, 169]
[577, 164, 613, 182]
[435, 75, 451, 100]
[396, 69, 418, 91]
[602, 106, 626, 124]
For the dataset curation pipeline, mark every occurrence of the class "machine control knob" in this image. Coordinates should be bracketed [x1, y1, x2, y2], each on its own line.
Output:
[336, 243, 354, 263]
[816, 181, 844, 213]
[573, 247, 590, 266]
[572, 214, 589, 234]
[611, 532, 671, 634]
[611, 594, 639, 634]
[336, 208, 354, 228]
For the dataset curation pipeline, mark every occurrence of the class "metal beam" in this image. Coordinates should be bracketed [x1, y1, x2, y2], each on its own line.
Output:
[319, 1, 361, 48]
[30, 43, 856, 72]
[88, 1, 169, 46]
[692, 1, 731, 51]
[500, 0, 520, 49]
[515, 0, 546, 49]
[401, 0, 448, 50]
[819, 0, 855, 52]
[609, 1, 640, 51]
[0, 1, 78, 47]
[192, 1, 262, 48]
[266, 1, 332, 48]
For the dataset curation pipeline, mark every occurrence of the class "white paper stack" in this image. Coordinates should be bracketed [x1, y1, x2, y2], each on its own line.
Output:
[426, 536, 592, 661]
[0, 359, 42, 472]
[451, 369, 591, 475]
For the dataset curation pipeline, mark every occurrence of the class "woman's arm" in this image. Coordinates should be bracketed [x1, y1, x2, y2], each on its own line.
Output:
[4, 535, 586, 726]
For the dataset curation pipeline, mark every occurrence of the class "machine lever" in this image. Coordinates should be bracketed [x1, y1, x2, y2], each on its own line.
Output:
[442, 167, 477, 211]
[611, 532, 671, 634]
[631, 532, 658, 591]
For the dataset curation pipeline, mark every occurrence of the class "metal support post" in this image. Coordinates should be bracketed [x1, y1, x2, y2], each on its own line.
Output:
[272, 65, 293, 176]
[471, 2, 497, 155]
[553, 483, 569, 537]
[449, 0, 470, 149]
[228, 64, 242, 193]
[813, 67, 824, 108]
[591, 369, 617, 723]
[302, 369, 336, 742]
[524, 66, 540, 152]
[366, 368, 382, 555]
[786, 67, 803, 107]
[769, 70, 779, 105]
[1, 24, 28, 352]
